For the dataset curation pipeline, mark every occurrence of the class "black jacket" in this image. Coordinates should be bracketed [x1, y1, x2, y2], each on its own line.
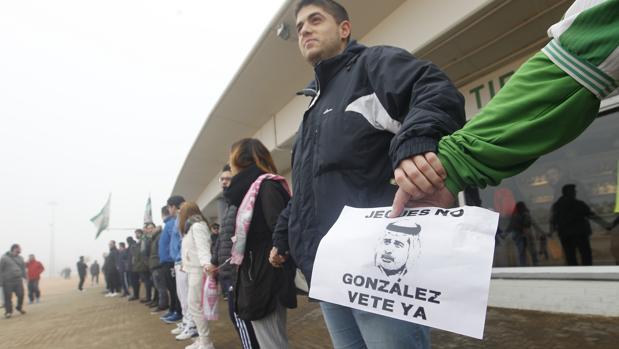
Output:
[551, 196, 594, 237]
[273, 41, 465, 283]
[227, 165, 297, 321]
[148, 230, 162, 270]
[211, 199, 237, 281]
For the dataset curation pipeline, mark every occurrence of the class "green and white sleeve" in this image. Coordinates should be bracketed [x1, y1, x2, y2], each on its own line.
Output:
[438, 0, 619, 196]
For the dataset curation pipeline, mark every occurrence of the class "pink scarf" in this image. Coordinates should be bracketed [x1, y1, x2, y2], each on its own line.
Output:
[230, 173, 291, 265]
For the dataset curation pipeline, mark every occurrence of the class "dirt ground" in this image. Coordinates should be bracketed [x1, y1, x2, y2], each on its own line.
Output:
[1, 278, 617, 349]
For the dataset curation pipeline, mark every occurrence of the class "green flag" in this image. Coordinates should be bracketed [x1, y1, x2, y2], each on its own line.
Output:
[90, 194, 111, 239]
[144, 196, 153, 224]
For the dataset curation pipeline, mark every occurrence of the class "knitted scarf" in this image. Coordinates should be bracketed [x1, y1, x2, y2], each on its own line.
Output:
[230, 173, 290, 265]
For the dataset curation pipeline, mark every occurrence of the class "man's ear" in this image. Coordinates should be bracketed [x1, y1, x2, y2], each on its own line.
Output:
[339, 20, 351, 41]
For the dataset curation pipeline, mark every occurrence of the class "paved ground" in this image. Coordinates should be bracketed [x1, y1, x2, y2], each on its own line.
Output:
[1, 278, 618, 349]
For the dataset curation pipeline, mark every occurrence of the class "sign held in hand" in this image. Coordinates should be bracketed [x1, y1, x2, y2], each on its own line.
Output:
[309, 206, 499, 339]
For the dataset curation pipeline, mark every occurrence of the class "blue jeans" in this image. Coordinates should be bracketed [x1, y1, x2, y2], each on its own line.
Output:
[320, 302, 430, 349]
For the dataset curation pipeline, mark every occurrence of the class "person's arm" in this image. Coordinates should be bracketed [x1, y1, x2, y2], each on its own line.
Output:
[192, 222, 213, 268]
[272, 200, 291, 255]
[436, 0, 618, 197]
[363, 47, 465, 215]
[259, 181, 291, 267]
[583, 202, 611, 230]
[210, 231, 221, 266]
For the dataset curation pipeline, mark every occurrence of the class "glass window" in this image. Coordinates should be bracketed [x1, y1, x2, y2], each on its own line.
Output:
[478, 109, 619, 267]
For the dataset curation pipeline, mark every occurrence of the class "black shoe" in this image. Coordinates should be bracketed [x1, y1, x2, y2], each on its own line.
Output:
[127, 297, 138, 301]
[139, 299, 149, 303]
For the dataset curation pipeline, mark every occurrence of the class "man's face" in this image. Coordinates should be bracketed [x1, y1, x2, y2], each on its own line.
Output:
[168, 204, 179, 216]
[12, 245, 21, 256]
[144, 224, 154, 235]
[219, 171, 232, 190]
[108, 241, 115, 249]
[211, 226, 220, 235]
[296, 5, 350, 65]
[376, 232, 410, 272]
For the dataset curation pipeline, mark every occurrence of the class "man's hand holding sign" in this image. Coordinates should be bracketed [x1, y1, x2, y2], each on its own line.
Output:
[391, 152, 456, 216]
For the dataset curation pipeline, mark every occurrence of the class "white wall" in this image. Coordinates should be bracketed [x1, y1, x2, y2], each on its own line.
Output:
[489, 279, 619, 317]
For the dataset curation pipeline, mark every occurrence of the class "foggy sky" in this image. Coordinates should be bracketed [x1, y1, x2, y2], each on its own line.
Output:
[0, 0, 285, 275]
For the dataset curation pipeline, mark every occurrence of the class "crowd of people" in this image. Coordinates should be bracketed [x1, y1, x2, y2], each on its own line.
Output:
[0, 245, 46, 318]
[2, 1, 617, 348]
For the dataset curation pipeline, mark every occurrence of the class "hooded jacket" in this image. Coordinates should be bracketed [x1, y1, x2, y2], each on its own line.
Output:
[211, 198, 236, 281]
[0, 252, 26, 284]
[181, 216, 212, 270]
[273, 41, 465, 282]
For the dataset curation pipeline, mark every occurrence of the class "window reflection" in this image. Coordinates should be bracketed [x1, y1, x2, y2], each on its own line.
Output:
[478, 109, 619, 267]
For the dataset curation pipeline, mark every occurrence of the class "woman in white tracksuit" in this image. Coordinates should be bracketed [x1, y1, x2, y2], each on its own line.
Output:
[179, 202, 216, 349]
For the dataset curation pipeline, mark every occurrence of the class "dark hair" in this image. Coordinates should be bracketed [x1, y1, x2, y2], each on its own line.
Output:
[119, 242, 126, 248]
[229, 138, 278, 174]
[144, 222, 156, 229]
[211, 223, 220, 229]
[222, 164, 231, 172]
[134, 229, 143, 235]
[10, 244, 19, 252]
[167, 195, 185, 209]
[562, 184, 576, 196]
[294, 0, 349, 24]
[161, 205, 170, 216]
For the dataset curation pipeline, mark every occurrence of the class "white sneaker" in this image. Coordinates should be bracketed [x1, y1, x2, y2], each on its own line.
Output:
[184, 341, 200, 349]
[176, 327, 198, 341]
[110, 292, 118, 297]
[200, 342, 215, 349]
[200, 341, 216, 349]
[171, 324, 184, 335]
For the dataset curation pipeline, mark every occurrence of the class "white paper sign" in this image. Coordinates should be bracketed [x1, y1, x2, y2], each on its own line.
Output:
[309, 206, 498, 339]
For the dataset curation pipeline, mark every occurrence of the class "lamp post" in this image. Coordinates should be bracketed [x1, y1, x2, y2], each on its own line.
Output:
[48, 201, 58, 277]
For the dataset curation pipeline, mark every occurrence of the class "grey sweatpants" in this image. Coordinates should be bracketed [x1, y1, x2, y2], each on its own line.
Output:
[251, 302, 289, 349]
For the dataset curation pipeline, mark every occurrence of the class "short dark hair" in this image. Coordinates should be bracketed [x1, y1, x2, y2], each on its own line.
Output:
[10, 244, 19, 252]
[134, 229, 143, 235]
[144, 222, 156, 229]
[161, 205, 170, 216]
[167, 195, 185, 209]
[222, 164, 231, 172]
[211, 223, 220, 229]
[294, 0, 349, 24]
[562, 184, 576, 196]
[119, 242, 126, 248]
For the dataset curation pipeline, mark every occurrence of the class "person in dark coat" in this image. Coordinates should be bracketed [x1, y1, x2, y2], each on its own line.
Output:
[76, 256, 88, 291]
[224, 139, 296, 349]
[551, 184, 610, 265]
[104, 241, 121, 296]
[117, 242, 130, 297]
[212, 164, 260, 349]
[90, 260, 100, 286]
[127, 233, 141, 300]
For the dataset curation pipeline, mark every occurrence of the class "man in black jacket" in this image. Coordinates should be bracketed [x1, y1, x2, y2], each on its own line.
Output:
[76, 256, 88, 291]
[104, 241, 121, 296]
[270, 1, 465, 348]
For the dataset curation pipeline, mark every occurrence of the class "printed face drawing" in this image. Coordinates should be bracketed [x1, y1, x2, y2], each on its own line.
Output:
[375, 221, 421, 277]
[377, 231, 410, 273]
